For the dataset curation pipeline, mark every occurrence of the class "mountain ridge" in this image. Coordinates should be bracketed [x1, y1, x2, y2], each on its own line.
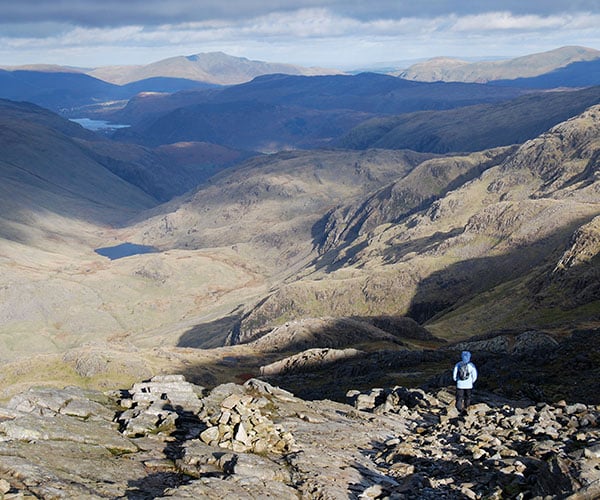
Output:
[337, 85, 600, 153]
[110, 72, 525, 151]
[88, 51, 343, 85]
[227, 104, 600, 344]
[399, 45, 600, 84]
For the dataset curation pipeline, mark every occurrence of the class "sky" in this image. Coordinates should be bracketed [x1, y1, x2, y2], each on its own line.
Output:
[1, 1, 600, 70]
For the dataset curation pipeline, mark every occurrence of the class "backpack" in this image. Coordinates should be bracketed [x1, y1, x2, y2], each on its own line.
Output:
[457, 362, 470, 381]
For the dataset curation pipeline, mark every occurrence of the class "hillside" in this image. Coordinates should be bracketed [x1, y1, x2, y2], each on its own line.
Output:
[0, 98, 250, 203]
[88, 51, 342, 85]
[337, 85, 600, 153]
[0, 100, 156, 232]
[399, 45, 600, 84]
[229, 105, 600, 345]
[0, 68, 214, 114]
[80, 137, 252, 201]
[111, 73, 524, 150]
[0, 100, 262, 363]
[129, 148, 433, 272]
[0, 143, 432, 363]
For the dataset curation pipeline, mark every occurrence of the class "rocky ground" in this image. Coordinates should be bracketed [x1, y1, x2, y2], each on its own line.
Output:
[0, 374, 598, 499]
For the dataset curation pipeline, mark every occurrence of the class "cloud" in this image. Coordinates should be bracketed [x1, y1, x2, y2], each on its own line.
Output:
[0, 2, 599, 68]
[1, 1, 599, 28]
[449, 12, 599, 32]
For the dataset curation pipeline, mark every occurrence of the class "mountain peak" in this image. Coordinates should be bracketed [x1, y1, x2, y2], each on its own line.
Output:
[401, 45, 600, 83]
[186, 51, 245, 61]
[89, 51, 343, 85]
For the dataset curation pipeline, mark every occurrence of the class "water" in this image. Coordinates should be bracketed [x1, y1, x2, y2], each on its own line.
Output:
[70, 118, 130, 131]
[95, 243, 158, 260]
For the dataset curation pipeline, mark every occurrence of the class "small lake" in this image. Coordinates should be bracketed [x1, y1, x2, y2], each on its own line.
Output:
[70, 118, 131, 131]
[95, 243, 159, 260]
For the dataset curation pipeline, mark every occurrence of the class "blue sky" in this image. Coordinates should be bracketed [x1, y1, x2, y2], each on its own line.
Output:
[1, 1, 599, 69]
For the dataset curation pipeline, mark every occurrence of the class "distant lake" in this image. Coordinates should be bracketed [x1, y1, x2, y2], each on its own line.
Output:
[95, 243, 158, 260]
[70, 118, 130, 131]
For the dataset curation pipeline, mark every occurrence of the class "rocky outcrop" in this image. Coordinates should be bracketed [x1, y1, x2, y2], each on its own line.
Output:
[348, 385, 600, 499]
[260, 347, 364, 376]
[0, 374, 598, 499]
[555, 216, 600, 272]
[451, 330, 559, 355]
[235, 315, 416, 350]
[319, 148, 511, 254]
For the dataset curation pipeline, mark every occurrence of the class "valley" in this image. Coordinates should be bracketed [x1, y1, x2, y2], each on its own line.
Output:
[0, 42, 599, 499]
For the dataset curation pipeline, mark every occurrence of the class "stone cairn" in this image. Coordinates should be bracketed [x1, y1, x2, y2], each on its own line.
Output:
[117, 375, 295, 454]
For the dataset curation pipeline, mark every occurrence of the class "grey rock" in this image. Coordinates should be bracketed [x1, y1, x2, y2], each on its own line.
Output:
[0, 375, 598, 499]
[230, 453, 291, 482]
[0, 413, 137, 453]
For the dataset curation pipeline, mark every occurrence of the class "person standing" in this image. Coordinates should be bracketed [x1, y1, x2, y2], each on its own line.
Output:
[453, 350, 477, 415]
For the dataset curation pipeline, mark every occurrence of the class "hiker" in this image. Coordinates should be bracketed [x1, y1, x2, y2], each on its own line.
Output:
[453, 350, 477, 415]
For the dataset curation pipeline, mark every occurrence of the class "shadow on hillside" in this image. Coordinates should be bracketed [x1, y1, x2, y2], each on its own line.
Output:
[172, 322, 600, 405]
[313, 228, 463, 274]
[403, 211, 599, 325]
[171, 210, 600, 403]
[177, 312, 243, 349]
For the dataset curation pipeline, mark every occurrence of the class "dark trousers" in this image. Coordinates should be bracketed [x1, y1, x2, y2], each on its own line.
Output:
[456, 388, 472, 412]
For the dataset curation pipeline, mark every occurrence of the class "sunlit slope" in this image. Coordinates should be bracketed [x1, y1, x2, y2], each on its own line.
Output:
[232, 105, 600, 343]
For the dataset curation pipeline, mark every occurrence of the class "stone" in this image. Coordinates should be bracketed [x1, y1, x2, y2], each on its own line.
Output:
[360, 484, 385, 498]
[199, 426, 221, 445]
[0, 375, 598, 499]
[0, 478, 10, 494]
[584, 444, 600, 459]
[221, 394, 242, 410]
[234, 422, 250, 446]
[0, 413, 137, 454]
[230, 453, 291, 482]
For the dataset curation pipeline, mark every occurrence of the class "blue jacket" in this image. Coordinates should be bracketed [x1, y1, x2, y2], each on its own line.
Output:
[453, 351, 478, 389]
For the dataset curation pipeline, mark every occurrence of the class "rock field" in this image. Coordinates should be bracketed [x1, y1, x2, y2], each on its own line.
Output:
[0, 375, 598, 499]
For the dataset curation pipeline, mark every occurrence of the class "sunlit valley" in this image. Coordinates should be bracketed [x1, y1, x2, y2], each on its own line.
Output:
[0, 29, 599, 499]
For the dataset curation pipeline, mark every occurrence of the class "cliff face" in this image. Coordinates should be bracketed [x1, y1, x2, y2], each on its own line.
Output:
[0, 375, 598, 499]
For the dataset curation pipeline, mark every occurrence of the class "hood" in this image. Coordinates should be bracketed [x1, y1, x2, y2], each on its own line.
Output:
[461, 351, 471, 363]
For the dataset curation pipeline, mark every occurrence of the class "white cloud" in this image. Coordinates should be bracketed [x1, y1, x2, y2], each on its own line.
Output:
[449, 11, 599, 32]
[1, 7, 599, 68]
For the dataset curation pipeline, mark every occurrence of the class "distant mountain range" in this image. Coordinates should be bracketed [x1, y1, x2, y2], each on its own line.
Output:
[398, 45, 600, 85]
[491, 58, 600, 89]
[0, 68, 216, 113]
[0, 52, 341, 113]
[87, 51, 343, 85]
[1, 46, 599, 117]
[108, 73, 525, 151]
